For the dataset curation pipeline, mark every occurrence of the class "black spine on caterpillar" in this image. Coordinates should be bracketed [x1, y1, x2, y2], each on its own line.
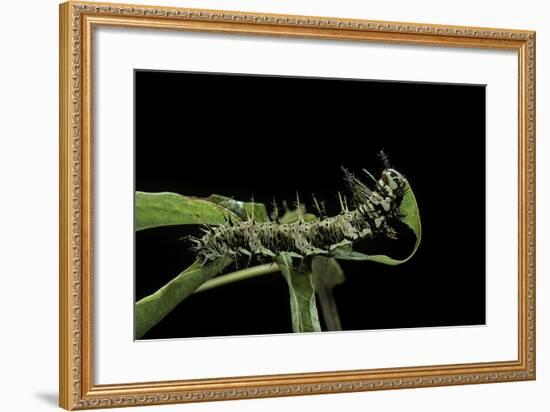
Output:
[191, 161, 408, 264]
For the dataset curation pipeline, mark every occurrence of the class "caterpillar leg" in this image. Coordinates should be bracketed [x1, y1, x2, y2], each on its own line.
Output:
[286, 251, 304, 260]
[238, 247, 253, 267]
[259, 247, 276, 258]
[329, 239, 353, 251]
[303, 245, 329, 257]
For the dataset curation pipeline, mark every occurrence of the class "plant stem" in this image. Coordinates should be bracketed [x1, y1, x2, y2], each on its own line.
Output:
[194, 263, 279, 293]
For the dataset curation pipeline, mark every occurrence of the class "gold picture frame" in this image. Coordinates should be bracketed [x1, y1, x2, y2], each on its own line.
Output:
[59, 1, 536, 409]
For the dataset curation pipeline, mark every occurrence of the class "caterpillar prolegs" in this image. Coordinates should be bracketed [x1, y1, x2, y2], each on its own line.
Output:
[190, 157, 408, 264]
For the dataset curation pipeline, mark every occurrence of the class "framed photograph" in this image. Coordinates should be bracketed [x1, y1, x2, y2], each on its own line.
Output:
[59, 1, 536, 409]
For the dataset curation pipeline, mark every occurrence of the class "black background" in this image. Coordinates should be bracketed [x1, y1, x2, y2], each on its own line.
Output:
[135, 70, 486, 340]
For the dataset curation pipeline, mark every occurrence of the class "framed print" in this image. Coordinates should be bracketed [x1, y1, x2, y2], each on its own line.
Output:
[59, 1, 536, 410]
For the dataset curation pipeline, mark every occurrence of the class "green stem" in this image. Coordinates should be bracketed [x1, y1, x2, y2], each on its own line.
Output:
[195, 263, 279, 293]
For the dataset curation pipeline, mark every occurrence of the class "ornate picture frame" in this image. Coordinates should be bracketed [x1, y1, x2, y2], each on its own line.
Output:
[59, 1, 535, 409]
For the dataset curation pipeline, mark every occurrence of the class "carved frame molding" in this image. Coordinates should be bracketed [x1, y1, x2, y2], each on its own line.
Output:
[59, 1, 535, 409]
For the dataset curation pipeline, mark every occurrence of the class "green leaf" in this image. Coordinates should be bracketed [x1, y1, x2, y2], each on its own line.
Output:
[135, 256, 232, 338]
[279, 207, 317, 224]
[311, 256, 345, 331]
[276, 254, 321, 333]
[312, 256, 346, 289]
[207, 194, 270, 223]
[331, 178, 422, 265]
[135, 192, 237, 231]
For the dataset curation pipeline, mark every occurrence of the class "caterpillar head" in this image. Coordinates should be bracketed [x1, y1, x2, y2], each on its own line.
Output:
[380, 168, 408, 226]
[381, 168, 406, 193]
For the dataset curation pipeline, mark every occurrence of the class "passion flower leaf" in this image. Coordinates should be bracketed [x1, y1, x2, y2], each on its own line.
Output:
[276, 254, 321, 333]
[207, 194, 270, 223]
[279, 207, 317, 224]
[135, 191, 237, 231]
[331, 178, 421, 265]
[311, 256, 345, 331]
[135, 256, 232, 339]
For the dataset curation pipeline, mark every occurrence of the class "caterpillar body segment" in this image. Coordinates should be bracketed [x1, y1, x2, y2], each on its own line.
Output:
[192, 166, 408, 264]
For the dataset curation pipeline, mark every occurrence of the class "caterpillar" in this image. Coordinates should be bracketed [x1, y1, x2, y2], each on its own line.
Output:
[190, 154, 408, 264]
